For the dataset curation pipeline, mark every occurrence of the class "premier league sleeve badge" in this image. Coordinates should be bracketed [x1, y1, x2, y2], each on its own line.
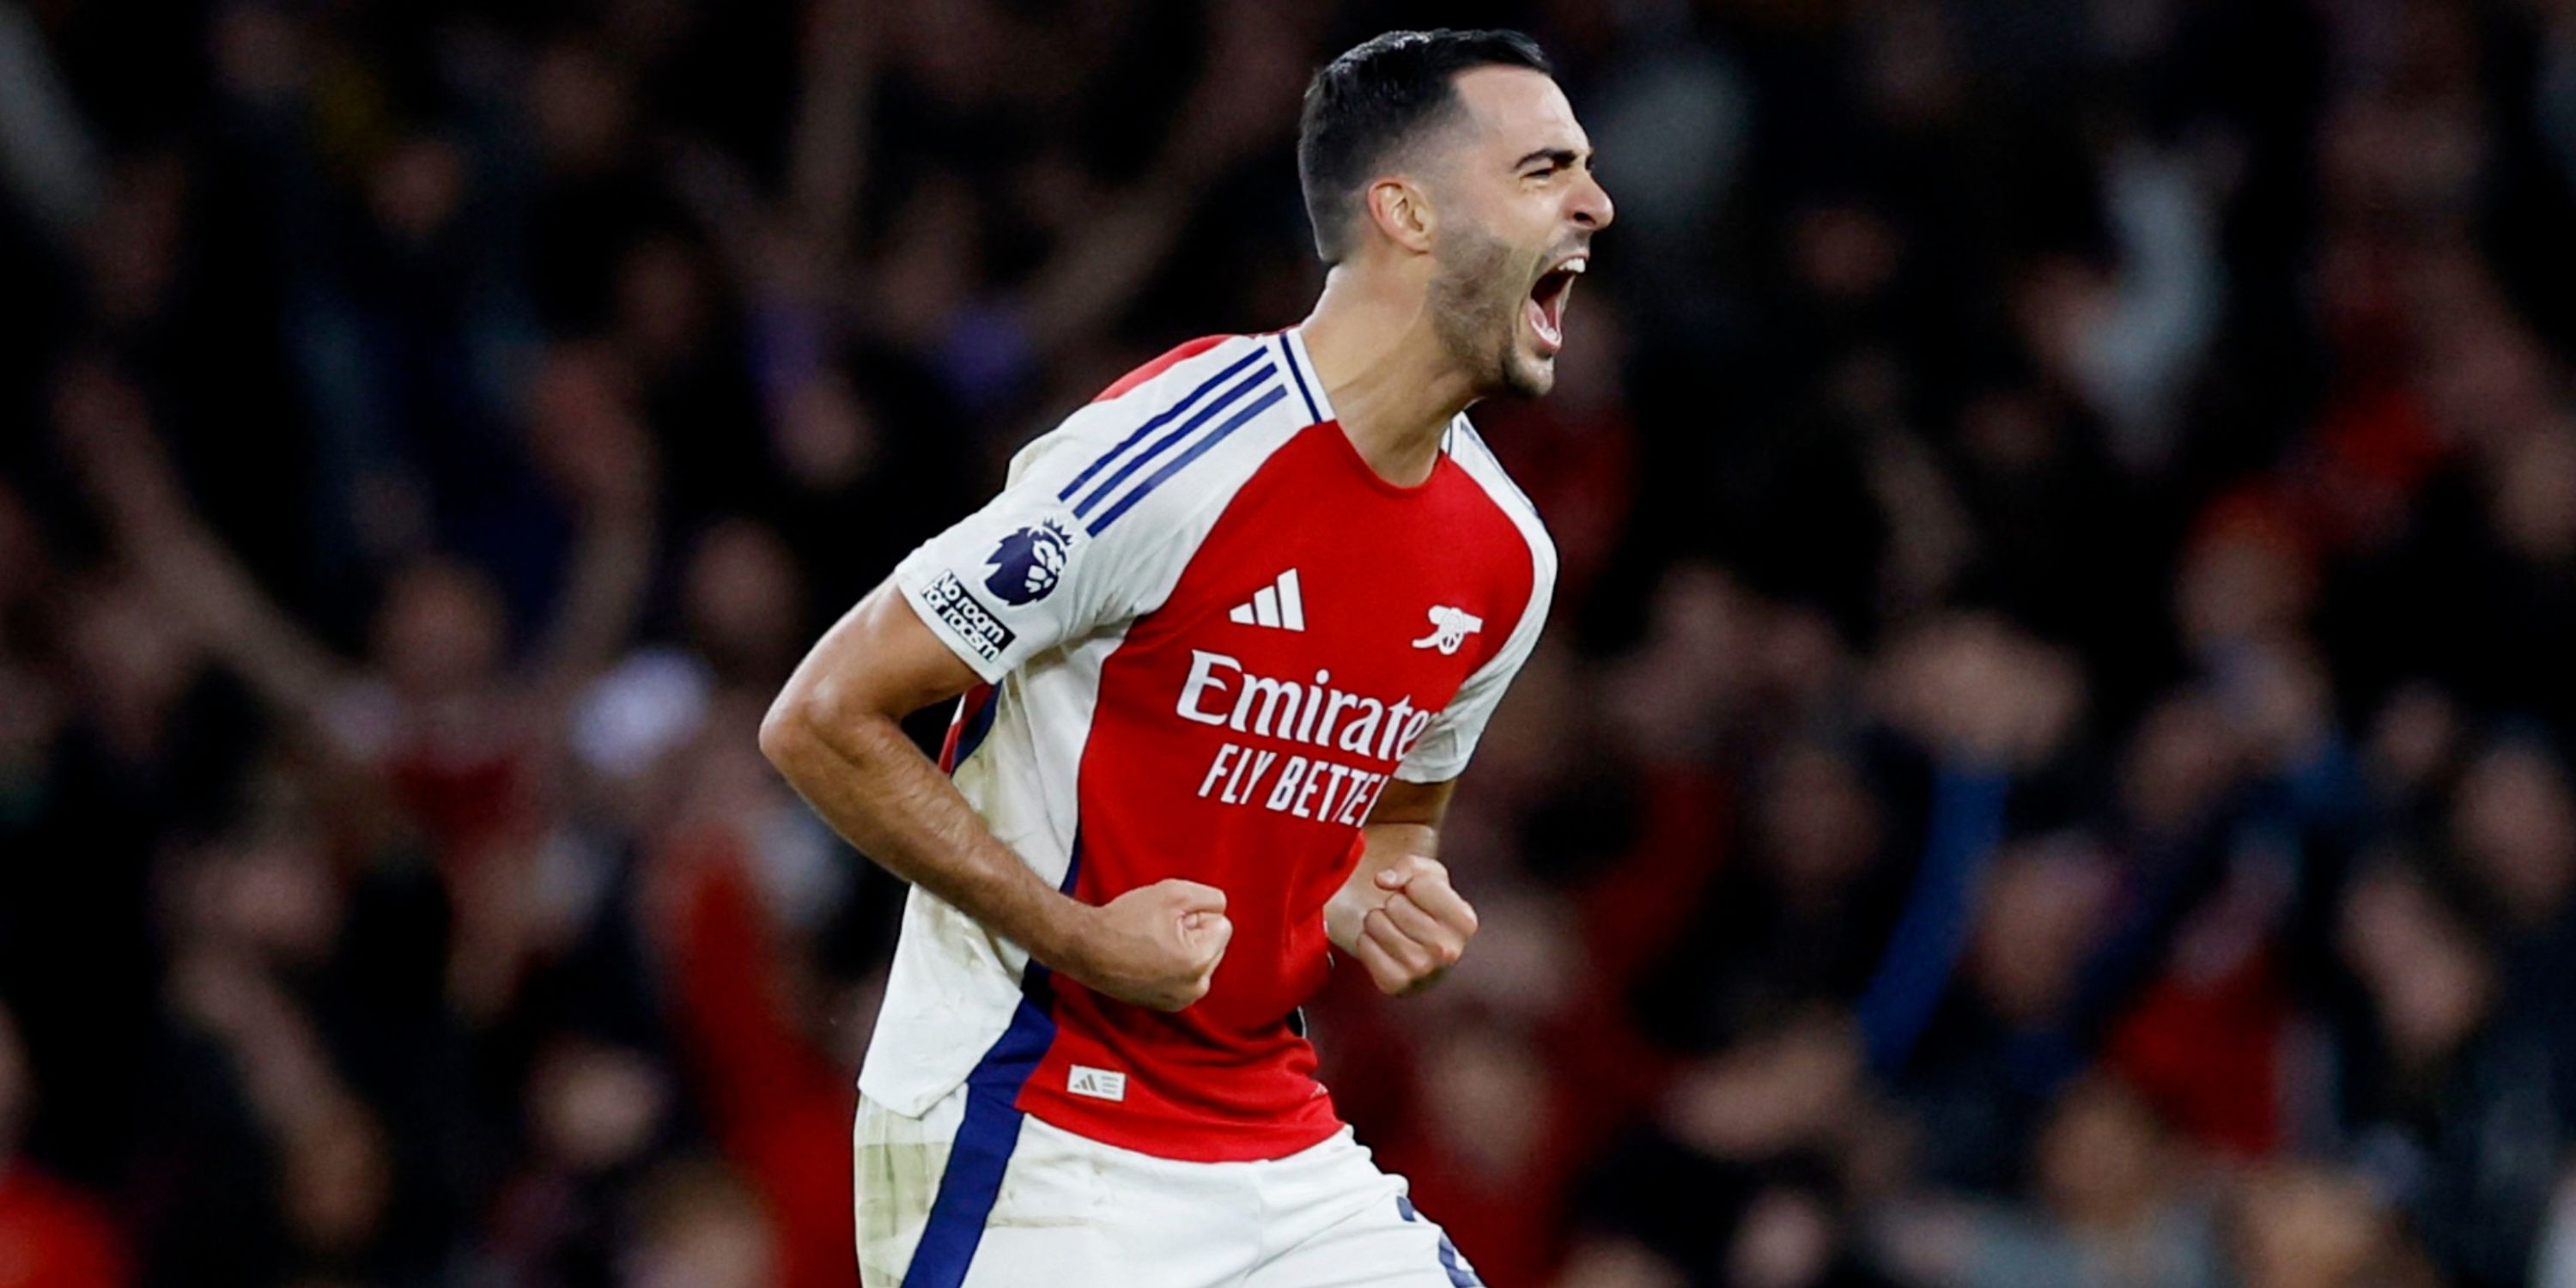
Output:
[982, 519, 1076, 606]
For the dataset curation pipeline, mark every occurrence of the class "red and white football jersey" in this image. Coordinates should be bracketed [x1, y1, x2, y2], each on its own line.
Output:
[866, 327, 1555, 1163]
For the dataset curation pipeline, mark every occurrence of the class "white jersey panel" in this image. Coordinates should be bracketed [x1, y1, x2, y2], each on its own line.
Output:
[892, 338, 1299, 683]
[862, 337, 1318, 1116]
[857, 625, 1126, 1116]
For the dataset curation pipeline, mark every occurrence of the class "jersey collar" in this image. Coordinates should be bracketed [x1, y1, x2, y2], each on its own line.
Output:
[1281, 325, 1337, 428]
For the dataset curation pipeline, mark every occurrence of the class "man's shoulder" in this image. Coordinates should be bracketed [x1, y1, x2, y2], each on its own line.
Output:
[1010, 333, 1309, 538]
[1089, 334, 1255, 404]
[1076, 332, 1302, 424]
[1019, 335, 1285, 463]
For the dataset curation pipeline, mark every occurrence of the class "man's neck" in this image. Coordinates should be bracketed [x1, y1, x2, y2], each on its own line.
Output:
[1297, 267, 1479, 488]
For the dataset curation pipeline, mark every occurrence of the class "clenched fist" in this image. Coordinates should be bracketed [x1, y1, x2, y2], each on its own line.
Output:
[1067, 879, 1233, 1011]
[1328, 854, 1479, 996]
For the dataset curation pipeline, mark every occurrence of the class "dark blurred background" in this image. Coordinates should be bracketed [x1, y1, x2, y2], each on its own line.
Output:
[9, 0, 2576, 1285]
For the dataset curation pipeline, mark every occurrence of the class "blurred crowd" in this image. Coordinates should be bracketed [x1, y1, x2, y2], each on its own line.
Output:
[11, 0, 2576, 1286]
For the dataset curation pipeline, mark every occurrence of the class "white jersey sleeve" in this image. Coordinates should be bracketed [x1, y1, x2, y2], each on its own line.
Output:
[891, 342, 1291, 680]
[894, 427, 1143, 682]
[1396, 422, 1558, 783]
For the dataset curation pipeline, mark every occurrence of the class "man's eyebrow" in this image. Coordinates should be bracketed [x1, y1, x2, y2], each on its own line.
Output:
[1512, 147, 1586, 171]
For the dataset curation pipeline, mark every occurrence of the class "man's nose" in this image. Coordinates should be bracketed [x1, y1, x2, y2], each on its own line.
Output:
[1570, 169, 1614, 231]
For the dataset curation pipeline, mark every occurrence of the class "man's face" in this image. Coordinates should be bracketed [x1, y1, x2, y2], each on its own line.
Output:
[1421, 67, 1613, 398]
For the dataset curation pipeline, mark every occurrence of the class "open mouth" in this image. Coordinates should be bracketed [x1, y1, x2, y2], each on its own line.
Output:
[1525, 254, 1586, 354]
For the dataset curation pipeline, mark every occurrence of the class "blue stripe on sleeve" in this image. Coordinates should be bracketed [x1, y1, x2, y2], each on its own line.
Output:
[1058, 348, 1269, 502]
[1085, 384, 1287, 535]
[1071, 363, 1276, 519]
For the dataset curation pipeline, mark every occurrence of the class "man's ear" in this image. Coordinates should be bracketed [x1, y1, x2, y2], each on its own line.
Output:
[1364, 177, 1437, 255]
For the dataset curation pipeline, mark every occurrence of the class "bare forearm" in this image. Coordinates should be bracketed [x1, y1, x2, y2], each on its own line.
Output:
[761, 701, 1094, 969]
[761, 581, 1230, 1012]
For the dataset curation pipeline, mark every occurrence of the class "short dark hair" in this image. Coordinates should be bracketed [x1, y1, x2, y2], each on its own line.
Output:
[1296, 29, 1552, 264]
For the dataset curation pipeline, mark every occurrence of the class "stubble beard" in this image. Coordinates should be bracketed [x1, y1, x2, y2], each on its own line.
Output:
[1429, 219, 1554, 400]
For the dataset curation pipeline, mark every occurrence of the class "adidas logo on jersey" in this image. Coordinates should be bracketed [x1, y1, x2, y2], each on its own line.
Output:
[1067, 1065, 1127, 1102]
[1228, 568, 1307, 631]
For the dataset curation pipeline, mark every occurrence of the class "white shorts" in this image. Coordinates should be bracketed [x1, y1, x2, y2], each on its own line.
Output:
[854, 1086, 1483, 1288]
